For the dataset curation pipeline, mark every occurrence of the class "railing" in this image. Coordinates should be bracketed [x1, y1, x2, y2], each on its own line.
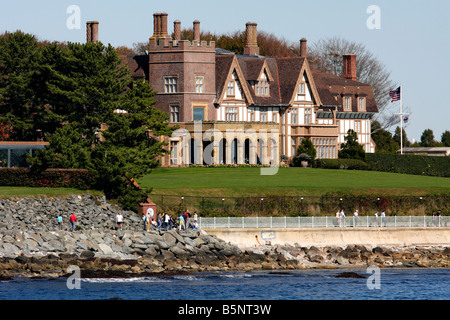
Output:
[197, 216, 449, 229]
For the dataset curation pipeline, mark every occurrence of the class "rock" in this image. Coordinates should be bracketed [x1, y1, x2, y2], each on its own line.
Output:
[98, 244, 114, 255]
[335, 255, 349, 265]
[335, 272, 365, 278]
[80, 250, 95, 259]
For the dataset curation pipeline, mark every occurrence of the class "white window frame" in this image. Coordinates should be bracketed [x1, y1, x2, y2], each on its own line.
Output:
[170, 105, 180, 122]
[195, 76, 204, 93]
[164, 76, 178, 93]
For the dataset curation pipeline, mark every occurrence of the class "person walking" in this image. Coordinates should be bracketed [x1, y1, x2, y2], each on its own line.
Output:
[57, 215, 63, 230]
[353, 210, 358, 227]
[69, 212, 77, 232]
[340, 209, 346, 226]
[381, 210, 386, 227]
[157, 212, 162, 230]
[116, 211, 124, 230]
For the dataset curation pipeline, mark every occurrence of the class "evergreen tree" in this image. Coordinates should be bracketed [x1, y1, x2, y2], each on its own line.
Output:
[292, 138, 316, 166]
[420, 129, 436, 147]
[371, 121, 398, 153]
[338, 129, 365, 160]
[393, 126, 410, 148]
[0, 31, 44, 140]
[441, 130, 450, 147]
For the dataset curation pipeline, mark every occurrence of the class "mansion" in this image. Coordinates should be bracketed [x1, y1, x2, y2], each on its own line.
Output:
[96, 13, 378, 166]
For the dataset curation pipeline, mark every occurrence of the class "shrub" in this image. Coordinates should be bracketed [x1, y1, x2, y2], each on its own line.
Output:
[365, 153, 450, 177]
[314, 159, 370, 170]
[0, 168, 95, 189]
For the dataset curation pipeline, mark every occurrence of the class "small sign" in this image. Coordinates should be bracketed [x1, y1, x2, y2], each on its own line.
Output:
[260, 231, 276, 241]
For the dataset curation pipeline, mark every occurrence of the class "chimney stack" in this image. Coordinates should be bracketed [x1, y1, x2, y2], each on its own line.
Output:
[343, 54, 357, 81]
[86, 21, 99, 43]
[174, 20, 181, 41]
[300, 38, 307, 58]
[244, 22, 259, 56]
[152, 13, 170, 39]
[193, 20, 200, 42]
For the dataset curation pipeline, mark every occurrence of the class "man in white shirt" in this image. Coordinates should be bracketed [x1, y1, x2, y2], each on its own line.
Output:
[116, 212, 124, 230]
[353, 210, 358, 227]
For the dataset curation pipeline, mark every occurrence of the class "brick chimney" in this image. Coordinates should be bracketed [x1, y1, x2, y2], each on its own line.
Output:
[86, 21, 99, 43]
[244, 22, 259, 56]
[152, 12, 170, 39]
[193, 20, 200, 42]
[343, 54, 357, 81]
[174, 20, 181, 41]
[300, 38, 307, 58]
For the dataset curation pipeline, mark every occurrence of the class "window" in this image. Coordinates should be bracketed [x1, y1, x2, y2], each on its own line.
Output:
[195, 76, 204, 93]
[355, 120, 361, 133]
[170, 105, 180, 122]
[304, 108, 312, 124]
[344, 96, 351, 110]
[291, 138, 297, 157]
[291, 108, 297, 124]
[358, 97, 366, 111]
[260, 107, 267, 122]
[170, 141, 178, 165]
[253, 80, 269, 96]
[164, 77, 178, 93]
[193, 107, 204, 121]
[226, 107, 238, 121]
[227, 81, 235, 96]
[248, 109, 255, 122]
[272, 112, 277, 123]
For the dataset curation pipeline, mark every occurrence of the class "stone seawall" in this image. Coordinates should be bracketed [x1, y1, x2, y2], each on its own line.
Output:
[0, 195, 448, 279]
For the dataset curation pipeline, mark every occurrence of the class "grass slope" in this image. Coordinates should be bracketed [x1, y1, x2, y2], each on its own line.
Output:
[139, 167, 450, 197]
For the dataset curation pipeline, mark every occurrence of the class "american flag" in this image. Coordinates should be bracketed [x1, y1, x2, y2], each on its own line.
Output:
[389, 87, 401, 102]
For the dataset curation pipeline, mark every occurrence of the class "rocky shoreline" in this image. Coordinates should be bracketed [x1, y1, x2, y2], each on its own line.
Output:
[0, 195, 449, 280]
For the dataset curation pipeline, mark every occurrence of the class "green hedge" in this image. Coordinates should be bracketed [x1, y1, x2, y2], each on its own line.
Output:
[0, 168, 95, 189]
[314, 158, 370, 170]
[365, 153, 450, 177]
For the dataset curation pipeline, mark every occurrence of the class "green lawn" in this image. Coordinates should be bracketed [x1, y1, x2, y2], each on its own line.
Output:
[139, 167, 450, 197]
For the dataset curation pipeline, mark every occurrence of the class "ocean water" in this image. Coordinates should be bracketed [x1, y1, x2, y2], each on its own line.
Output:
[0, 268, 448, 301]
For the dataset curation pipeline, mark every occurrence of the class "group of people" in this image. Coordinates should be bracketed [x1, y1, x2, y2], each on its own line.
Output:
[142, 209, 199, 231]
[57, 212, 126, 231]
[335, 209, 387, 226]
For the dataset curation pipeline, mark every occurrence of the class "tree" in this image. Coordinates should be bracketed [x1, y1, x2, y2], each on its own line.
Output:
[371, 121, 398, 153]
[420, 129, 436, 147]
[441, 130, 450, 147]
[0, 31, 44, 140]
[338, 129, 365, 160]
[7, 38, 176, 211]
[292, 138, 316, 166]
[308, 37, 398, 128]
[393, 126, 410, 148]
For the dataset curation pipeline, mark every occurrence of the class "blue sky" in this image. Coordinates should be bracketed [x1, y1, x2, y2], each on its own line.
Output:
[1, 0, 449, 142]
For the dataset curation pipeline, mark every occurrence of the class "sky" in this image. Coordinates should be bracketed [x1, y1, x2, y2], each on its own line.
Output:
[1, 0, 449, 142]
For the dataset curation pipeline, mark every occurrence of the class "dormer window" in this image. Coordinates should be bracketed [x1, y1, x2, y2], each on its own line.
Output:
[297, 82, 305, 96]
[253, 80, 269, 96]
[358, 97, 366, 111]
[227, 81, 235, 96]
[344, 96, 351, 111]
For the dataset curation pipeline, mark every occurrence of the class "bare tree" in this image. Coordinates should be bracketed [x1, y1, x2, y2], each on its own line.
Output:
[307, 37, 402, 130]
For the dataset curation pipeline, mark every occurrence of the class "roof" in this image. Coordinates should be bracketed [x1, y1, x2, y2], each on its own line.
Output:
[312, 71, 378, 113]
[120, 55, 149, 79]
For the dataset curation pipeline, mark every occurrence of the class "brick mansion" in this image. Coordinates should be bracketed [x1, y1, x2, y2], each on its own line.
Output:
[89, 12, 378, 167]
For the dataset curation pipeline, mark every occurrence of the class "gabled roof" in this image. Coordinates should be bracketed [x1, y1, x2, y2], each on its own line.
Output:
[312, 71, 378, 113]
[276, 57, 322, 106]
[215, 55, 254, 105]
[236, 56, 282, 106]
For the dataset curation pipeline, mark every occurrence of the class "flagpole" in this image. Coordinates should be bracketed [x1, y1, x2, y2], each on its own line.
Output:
[400, 85, 403, 155]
